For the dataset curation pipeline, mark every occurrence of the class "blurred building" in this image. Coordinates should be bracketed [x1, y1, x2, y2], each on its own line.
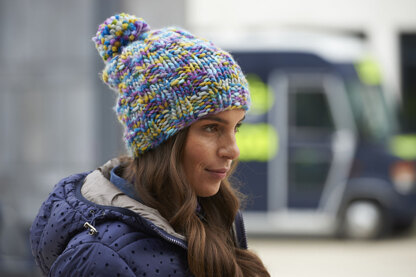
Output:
[0, 0, 185, 275]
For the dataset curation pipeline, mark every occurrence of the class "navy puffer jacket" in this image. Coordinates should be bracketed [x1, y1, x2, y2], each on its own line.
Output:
[30, 159, 248, 276]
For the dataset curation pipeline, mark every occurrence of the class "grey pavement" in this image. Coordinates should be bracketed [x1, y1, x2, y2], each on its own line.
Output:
[249, 226, 416, 277]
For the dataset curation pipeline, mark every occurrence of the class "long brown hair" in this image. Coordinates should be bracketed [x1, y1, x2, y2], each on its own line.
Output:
[122, 127, 270, 277]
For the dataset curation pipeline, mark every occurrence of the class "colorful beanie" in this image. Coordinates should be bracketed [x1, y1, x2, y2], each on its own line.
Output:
[93, 13, 250, 156]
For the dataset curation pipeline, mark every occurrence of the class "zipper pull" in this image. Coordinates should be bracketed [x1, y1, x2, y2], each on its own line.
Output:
[84, 222, 98, 236]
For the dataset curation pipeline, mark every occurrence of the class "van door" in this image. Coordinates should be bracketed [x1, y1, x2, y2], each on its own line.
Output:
[287, 74, 336, 209]
[269, 72, 356, 215]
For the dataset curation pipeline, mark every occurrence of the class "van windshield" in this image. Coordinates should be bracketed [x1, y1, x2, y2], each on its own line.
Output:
[345, 81, 398, 142]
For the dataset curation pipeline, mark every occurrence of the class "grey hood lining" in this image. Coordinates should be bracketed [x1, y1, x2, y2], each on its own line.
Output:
[81, 158, 186, 241]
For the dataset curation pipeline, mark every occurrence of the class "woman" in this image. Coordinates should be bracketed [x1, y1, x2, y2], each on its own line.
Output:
[30, 13, 270, 276]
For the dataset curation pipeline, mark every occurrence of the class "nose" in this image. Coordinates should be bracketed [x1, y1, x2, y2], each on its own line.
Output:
[218, 132, 240, 160]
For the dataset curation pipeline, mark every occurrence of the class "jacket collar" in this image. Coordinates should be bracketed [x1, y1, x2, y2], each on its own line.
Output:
[81, 158, 186, 241]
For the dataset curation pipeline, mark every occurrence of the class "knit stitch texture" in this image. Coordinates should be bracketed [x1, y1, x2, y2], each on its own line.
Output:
[93, 13, 250, 155]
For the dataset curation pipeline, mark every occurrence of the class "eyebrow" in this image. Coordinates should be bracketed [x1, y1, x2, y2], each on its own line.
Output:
[200, 115, 246, 124]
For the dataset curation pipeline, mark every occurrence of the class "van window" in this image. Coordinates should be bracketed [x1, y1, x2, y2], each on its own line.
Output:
[345, 80, 396, 141]
[289, 88, 335, 132]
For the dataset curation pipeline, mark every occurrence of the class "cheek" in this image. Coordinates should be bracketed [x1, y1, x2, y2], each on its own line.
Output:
[183, 136, 214, 182]
[184, 140, 206, 171]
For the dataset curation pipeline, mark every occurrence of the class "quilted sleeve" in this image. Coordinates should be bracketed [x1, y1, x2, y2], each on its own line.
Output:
[49, 237, 193, 277]
[49, 242, 135, 276]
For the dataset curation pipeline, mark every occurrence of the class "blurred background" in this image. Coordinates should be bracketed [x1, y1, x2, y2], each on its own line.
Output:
[0, 0, 415, 276]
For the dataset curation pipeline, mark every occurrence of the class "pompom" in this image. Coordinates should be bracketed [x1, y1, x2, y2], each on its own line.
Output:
[93, 13, 150, 62]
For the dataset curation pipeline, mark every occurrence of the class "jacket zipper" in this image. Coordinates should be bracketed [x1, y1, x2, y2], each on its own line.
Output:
[235, 212, 248, 249]
[149, 225, 188, 249]
[82, 209, 187, 249]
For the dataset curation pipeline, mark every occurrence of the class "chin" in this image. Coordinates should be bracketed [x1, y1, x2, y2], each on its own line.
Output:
[195, 183, 221, 197]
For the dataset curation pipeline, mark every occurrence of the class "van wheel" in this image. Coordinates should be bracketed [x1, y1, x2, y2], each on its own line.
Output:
[341, 200, 385, 239]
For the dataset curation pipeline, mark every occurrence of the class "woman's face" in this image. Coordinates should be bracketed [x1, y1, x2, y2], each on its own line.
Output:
[182, 109, 245, 197]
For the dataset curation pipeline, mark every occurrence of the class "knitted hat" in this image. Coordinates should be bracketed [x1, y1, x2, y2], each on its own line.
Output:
[93, 13, 250, 156]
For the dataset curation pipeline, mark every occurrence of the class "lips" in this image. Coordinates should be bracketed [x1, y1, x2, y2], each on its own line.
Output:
[205, 168, 229, 179]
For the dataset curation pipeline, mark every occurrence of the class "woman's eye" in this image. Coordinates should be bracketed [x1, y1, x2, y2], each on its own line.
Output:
[204, 125, 217, 132]
[234, 123, 242, 133]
